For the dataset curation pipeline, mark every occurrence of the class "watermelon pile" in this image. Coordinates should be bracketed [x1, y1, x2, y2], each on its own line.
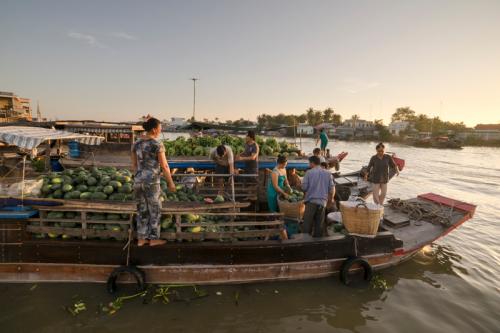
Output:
[38, 167, 213, 204]
[162, 214, 245, 235]
[163, 135, 301, 157]
[30, 211, 129, 240]
[39, 166, 134, 201]
[284, 189, 305, 202]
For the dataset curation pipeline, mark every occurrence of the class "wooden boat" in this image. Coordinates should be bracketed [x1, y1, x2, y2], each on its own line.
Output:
[411, 137, 463, 149]
[334, 155, 405, 201]
[0, 193, 475, 285]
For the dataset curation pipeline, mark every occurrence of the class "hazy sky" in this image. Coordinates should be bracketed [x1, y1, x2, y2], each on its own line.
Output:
[1, 0, 499, 126]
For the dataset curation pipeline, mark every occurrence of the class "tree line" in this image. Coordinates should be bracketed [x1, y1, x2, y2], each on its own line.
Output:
[257, 107, 343, 129]
[391, 107, 467, 135]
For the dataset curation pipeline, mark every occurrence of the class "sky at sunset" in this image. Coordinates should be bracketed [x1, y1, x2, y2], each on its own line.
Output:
[1, 0, 499, 126]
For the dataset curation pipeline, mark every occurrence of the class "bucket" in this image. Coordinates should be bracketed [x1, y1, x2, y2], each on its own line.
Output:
[50, 157, 64, 172]
[284, 217, 301, 236]
[68, 141, 80, 158]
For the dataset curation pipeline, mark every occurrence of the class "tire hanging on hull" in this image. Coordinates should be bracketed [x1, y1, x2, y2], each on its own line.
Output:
[107, 266, 146, 294]
[340, 256, 373, 285]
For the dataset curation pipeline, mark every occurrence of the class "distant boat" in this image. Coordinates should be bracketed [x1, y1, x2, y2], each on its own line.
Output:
[410, 136, 463, 149]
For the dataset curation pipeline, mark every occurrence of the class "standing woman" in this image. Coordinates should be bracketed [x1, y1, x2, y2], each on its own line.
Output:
[365, 142, 399, 205]
[267, 155, 290, 212]
[132, 118, 176, 246]
[236, 130, 259, 181]
[316, 128, 329, 156]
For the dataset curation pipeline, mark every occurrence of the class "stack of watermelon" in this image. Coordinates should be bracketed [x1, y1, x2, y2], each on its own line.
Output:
[163, 135, 301, 157]
[39, 166, 134, 201]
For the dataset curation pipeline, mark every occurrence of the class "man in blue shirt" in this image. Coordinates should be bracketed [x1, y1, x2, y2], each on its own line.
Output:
[302, 156, 335, 237]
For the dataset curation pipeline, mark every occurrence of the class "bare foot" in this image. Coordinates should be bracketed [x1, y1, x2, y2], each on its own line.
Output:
[149, 239, 166, 247]
[137, 239, 149, 247]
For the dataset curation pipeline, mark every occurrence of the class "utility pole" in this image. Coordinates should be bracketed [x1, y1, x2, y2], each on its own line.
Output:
[190, 78, 198, 121]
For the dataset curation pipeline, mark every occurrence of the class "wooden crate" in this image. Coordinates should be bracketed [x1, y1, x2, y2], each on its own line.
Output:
[24, 202, 282, 242]
[196, 176, 258, 201]
[26, 205, 133, 241]
[159, 211, 284, 242]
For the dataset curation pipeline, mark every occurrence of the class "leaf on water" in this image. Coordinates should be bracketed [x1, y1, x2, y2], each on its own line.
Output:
[371, 274, 389, 291]
[234, 291, 240, 306]
[29, 284, 37, 291]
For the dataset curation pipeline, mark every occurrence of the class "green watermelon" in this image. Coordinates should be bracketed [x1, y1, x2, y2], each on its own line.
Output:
[51, 177, 63, 184]
[86, 176, 98, 186]
[103, 185, 114, 194]
[65, 211, 77, 219]
[90, 192, 107, 200]
[106, 213, 121, 220]
[69, 191, 81, 199]
[108, 193, 126, 201]
[76, 184, 88, 192]
[47, 211, 64, 219]
[75, 174, 86, 184]
[119, 183, 133, 194]
[100, 176, 111, 185]
[52, 189, 63, 199]
[62, 184, 73, 193]
[80, 192, 92, 200]
[41, 184, 52, 194]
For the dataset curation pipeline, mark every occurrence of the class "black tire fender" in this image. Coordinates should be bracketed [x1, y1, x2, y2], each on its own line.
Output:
[107, 265, 146, 294]
[340, 256, 373, 285]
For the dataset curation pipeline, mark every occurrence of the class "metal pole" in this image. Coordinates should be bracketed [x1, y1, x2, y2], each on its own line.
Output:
[231, 174, 236, 212]
[191, 78, 198, 121]
[21, 155, 26, 206]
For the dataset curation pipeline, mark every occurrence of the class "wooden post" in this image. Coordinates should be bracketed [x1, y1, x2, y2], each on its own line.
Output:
[45, 140, 51, 171]
[81, 211, 87, 240]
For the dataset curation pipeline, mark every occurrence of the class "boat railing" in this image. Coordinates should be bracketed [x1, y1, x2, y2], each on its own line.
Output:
[25, 205, 284, 243]
[171, 173, 259, 203]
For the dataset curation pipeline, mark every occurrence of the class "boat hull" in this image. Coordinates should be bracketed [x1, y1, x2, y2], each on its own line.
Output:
[0, 251, 417, 284]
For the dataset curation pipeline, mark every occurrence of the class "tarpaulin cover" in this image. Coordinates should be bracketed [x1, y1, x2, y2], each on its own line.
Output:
[0, 126, 104, 150]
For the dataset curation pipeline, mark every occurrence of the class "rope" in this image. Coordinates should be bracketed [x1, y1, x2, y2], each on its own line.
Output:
[122, 228, 133, 267]
[387, 198, 453, 227]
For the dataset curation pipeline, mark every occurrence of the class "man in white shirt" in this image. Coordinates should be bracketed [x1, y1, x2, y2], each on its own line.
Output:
[209, 145, 235, 193]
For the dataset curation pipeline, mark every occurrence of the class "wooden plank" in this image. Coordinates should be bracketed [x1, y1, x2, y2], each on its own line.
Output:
[176, 230, 281, 240]
[383, 211, 410, 228]
[27, 218, 82, 224]
[83, 219, 131, 225]
[178, 221, 283, 227]
[27, 226, 83, 237]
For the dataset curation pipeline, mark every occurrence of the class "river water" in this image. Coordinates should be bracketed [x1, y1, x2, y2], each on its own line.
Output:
[1, 139, 499, 332]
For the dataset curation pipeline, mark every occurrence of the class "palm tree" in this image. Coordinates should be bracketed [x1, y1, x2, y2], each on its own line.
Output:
[306, 108, 315, 126]
[332, 114, 342, 126]
[323, 108, 334, 123]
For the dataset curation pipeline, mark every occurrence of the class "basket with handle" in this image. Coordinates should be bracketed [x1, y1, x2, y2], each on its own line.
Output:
[278, 199, 305, 219]
[340, 200, 384, 235]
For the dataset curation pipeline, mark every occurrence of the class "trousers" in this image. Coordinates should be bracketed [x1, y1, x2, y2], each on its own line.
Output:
[134, 183, 162, 240]
[372, 183, 388, 205]
[303, 202, 326, 237]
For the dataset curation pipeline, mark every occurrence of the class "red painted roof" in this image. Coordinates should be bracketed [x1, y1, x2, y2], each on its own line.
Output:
[418, 193, 476, 215]
[475, 124, 500, 130]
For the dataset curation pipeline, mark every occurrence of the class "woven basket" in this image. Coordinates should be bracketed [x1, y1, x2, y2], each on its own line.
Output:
[278, 199, 305, 219]
[340, 201, 383, 235]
